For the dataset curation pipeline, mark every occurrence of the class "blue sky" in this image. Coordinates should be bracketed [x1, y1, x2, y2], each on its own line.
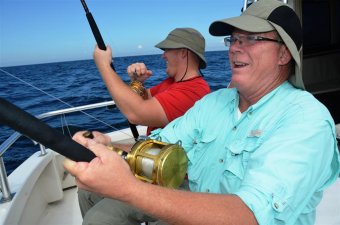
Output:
[0, 0, 244, 67]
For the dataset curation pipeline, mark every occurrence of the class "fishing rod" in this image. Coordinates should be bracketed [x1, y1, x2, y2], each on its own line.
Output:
[0, 97, 187, 188]
[80, 0, 113, 67]
[0, 97, 95, 162]
[80, 0, 139, 139]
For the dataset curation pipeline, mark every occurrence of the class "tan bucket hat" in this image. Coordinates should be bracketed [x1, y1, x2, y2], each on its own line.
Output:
[155, 28, 207, 69]
[209, 0, 304, 89]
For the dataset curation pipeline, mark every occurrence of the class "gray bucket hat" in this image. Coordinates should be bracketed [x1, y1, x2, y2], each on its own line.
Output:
[209, 0, 304, 89]
[155, 28, 207, 69]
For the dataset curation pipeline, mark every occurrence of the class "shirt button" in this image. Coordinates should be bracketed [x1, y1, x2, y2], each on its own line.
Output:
[206, 189, 210, 193]
[248, 111, 253, 116]
[232, 126, 237, 131]
[274, 203, 279, 209]
[219, 159, 224, 163]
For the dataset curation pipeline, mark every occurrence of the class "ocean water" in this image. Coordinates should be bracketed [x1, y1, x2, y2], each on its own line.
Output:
[0, 50, 231, 174]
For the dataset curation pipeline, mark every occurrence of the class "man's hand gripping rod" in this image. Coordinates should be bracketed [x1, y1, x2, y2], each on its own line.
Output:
[80, 0, 115, 70]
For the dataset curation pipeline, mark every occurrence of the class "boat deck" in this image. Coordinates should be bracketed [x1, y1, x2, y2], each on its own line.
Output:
[38, 187, 82, 225]
[315, 177, 340, 225]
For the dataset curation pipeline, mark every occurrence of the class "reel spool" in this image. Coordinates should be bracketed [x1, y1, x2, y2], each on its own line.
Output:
[111, 139, 188, 189]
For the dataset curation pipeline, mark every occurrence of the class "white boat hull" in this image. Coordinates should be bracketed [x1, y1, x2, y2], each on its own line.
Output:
[0, 126, 146, 225]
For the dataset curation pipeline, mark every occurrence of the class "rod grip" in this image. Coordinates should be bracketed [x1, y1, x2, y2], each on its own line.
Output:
[86, 13, 115, 71]
[86, 12, 106, 50]
[0, 98, 96, 162]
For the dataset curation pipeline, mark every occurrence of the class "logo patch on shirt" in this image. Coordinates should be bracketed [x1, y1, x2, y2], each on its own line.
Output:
[249, 129, 262, 137]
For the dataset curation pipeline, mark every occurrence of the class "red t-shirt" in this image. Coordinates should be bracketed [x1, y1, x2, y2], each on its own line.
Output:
[147, 76, 210, 134]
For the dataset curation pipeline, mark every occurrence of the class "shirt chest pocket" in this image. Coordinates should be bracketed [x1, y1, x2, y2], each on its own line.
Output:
[187, 134, 217, 182]
[223, 136, 262, 183]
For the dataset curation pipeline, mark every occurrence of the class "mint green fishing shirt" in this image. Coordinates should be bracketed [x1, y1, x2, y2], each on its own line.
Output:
[150, 81, 340, 225]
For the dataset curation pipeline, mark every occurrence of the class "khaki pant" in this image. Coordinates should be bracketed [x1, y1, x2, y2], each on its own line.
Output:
[78, 180, 189, 225]
[78, 189, 167, 225]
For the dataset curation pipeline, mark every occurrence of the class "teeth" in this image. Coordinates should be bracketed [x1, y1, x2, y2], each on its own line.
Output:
[234, 62, 246, 66]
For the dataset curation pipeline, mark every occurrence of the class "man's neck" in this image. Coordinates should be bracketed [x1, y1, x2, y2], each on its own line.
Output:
[176, 68, 200, 82]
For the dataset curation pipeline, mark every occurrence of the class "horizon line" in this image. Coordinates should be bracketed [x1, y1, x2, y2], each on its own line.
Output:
[0, 49, 228, 68]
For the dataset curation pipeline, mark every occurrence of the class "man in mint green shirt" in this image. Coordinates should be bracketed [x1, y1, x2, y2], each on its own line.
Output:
[65, 1, 340, 224]
[149, 81, 339, 224]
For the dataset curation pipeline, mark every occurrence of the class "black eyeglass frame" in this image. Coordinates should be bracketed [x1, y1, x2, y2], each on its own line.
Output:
[224, 35, 284, 47]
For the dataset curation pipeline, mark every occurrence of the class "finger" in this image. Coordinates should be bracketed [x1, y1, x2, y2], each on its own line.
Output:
[63, 158, 88, 177]
[133, 67, 138, 76]
[127, 64, 139, 76]
[63, 158, 96, 191]
[63, 140, 103, 174]
[106, 45, 112, 54]
[145, 70, 152, 77]
[139, 67, 147, 75]
[127, 65, 134, 75]
[72, 131, 90, 146]
[63, 158, 77, 176]
[134, 63, 141, 75]
[92, 131, 111, 145]
[138, 71, 152, 82]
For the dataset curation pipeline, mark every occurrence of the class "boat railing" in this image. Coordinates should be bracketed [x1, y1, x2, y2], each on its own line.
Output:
[0, 100, 116, 203]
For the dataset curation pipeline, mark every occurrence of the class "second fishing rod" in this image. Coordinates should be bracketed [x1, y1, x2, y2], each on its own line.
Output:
[80, 0, 139, 140]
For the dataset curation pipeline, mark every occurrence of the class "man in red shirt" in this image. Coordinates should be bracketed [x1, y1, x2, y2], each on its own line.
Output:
[76, 28, 211, 224]
[93, 28, 211, 135]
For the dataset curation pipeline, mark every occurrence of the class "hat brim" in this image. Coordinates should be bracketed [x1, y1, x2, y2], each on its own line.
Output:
[209, 15, 275, 36]
[155, 39, 185, 50]
[155, 39, 207, 69]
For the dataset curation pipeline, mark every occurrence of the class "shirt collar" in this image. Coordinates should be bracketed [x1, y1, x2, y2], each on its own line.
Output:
[234, 81, 294, 112]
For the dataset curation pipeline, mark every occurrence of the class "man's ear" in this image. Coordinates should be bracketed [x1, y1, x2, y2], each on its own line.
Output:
[278, 45, 292, 65]
[181, 48, 189, 58]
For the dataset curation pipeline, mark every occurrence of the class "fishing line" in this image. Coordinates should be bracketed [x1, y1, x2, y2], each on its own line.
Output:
[60, 114, 73, 137]
[0, 68, 133, 138]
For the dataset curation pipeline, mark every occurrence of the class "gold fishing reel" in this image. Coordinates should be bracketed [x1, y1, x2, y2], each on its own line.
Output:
[83, 131, 188, 188]
[111, 138, 188, 189]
